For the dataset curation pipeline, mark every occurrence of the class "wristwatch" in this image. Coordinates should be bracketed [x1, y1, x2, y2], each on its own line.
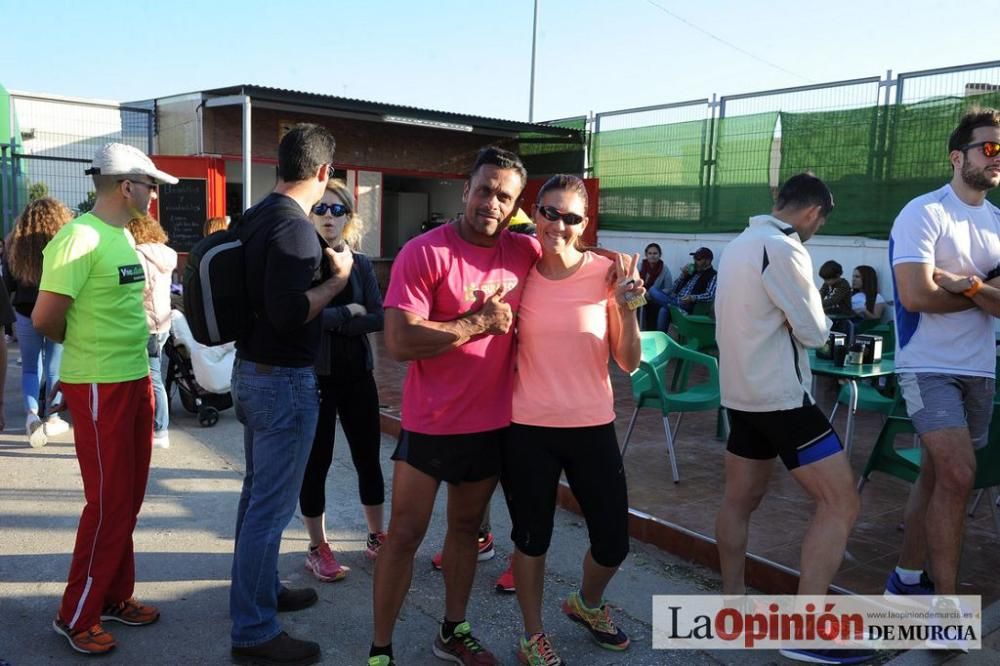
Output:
[963, 275, 984, 298]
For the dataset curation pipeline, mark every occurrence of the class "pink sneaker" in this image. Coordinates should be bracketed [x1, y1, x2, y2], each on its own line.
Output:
[365, 532, 387, 560]
[304, 542, 348, 582]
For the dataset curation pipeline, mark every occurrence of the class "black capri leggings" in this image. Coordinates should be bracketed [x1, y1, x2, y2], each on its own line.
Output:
[500, 421, 629, 568]
[299, 372, 385, 517]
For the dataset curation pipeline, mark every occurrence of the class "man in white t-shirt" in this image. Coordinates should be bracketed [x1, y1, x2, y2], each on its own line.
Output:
[887, 108, 1000, 602]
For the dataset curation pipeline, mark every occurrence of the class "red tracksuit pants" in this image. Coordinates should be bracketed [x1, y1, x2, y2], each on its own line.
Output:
[58, 377, 154, 631]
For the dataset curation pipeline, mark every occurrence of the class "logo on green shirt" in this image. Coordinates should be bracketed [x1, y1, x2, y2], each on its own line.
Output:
[118, 264, 145, 284]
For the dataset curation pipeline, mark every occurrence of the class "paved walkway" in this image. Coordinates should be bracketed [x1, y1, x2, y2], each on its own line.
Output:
[1, 345, 998, 664]
[0, 371, 753, 665]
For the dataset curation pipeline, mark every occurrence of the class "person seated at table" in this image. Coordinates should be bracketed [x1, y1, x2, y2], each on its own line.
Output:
[638, 242, 672, 330]
[818, 260, 853, 318]
[648, 246, 717, 332]
[851, 265, 886, 321]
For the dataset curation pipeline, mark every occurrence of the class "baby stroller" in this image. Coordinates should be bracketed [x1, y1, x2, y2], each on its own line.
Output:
[164, 310, 234, 427]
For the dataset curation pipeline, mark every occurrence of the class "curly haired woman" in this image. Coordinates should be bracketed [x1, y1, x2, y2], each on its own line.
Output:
[4, 197, 72, 447]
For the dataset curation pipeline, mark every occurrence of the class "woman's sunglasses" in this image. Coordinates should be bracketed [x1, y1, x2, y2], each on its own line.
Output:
[538, 205, 584, 226]
[312, 203, 349, 217]
[961, 141, 1000, 158]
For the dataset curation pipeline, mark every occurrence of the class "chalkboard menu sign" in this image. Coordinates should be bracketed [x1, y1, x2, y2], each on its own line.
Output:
[158, 178, 207, 252]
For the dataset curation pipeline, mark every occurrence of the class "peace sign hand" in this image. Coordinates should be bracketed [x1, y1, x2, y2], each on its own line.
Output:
[612, 253, 646, 309]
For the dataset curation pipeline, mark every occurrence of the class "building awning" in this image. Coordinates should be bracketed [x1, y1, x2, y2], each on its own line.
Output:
[193, 84, 580, 140]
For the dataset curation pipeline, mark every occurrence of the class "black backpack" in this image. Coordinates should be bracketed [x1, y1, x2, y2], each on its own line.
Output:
[183, 222, 252, 346]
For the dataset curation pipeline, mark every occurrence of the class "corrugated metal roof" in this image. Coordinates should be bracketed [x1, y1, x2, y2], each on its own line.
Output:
[192, 84, 579, 138]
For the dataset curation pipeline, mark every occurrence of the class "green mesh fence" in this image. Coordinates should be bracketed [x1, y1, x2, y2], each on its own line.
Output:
[593, 119, 706, 232]
[591, 92, 1000, 238]
[885, 92, 1000, 220]
[709, 112, 778, 231]
[518, 116, 586, 177]
[779, 106, 884, 236]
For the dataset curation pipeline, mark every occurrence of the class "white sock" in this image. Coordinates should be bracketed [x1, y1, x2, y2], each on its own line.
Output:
[895, 566, 924, 585]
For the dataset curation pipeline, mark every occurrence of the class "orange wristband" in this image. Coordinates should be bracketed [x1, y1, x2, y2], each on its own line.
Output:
[963, 275, 984, 298]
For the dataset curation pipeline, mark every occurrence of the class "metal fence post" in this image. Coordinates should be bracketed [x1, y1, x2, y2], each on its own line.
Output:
[1, 143, 9, 234]
[147, 109, 154, 155]
[9, 137, 19, 225]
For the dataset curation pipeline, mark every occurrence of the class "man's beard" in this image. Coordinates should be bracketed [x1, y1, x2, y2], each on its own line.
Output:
[961, 160, 1000, 192]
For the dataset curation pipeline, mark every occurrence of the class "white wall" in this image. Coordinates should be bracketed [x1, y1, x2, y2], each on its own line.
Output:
[598, 230, 893, 301]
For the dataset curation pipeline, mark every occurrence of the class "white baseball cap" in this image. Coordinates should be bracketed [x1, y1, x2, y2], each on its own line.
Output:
[85, 142, 179, 185]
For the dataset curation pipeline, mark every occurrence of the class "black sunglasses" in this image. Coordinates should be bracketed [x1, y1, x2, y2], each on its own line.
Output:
[538, 205, 584, 226]
[117, 178, 158, 190]
[961, 141, 1000, 158]
[312, 203, 349, 217]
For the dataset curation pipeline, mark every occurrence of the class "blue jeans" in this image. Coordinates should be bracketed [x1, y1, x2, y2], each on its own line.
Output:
[647, 287, 682, 332]
[15, 312, 63, 415]
[229, 359, 320, 647]
[148, 332, 170, 434]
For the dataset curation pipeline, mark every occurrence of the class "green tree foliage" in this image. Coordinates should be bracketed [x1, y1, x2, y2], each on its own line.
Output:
[27, 181, 48, 201]
[78, 191, 96, 214]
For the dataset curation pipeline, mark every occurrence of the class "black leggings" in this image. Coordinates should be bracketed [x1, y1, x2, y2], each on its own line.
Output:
[299, 372, 385, 517]
[500, 422, 630, 568]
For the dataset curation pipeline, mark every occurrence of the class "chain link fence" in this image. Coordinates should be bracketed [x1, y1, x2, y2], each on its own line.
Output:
[1, 93, 152, 234]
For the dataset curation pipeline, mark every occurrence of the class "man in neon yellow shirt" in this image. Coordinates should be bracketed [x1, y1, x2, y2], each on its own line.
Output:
[34, 143, 178, 657]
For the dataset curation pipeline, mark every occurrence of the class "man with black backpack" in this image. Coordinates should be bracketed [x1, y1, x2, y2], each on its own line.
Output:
[226, 123, 350, 666]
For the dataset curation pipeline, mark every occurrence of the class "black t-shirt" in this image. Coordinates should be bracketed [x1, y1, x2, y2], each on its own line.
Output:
[236, 192, 326, 368]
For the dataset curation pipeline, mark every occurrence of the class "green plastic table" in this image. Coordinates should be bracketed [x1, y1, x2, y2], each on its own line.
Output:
[809, 352, 896, 455]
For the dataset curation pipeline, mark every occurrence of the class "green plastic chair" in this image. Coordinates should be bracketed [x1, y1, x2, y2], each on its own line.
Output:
[668, 305, 717, 392]
[859, 405, 1000, 534]
[691, 300, 714, 317]
[669, 305, 716, 351]
[856, 414, 920, 492]
[621, 331, 722, 483]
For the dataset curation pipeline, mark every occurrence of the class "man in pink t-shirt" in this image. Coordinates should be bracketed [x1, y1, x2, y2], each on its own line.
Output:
[369, 147, 539, 666]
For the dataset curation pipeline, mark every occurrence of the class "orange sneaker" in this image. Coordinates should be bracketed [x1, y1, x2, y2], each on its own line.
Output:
[52, 618, 117, 655]
[101, 598, 160, 626]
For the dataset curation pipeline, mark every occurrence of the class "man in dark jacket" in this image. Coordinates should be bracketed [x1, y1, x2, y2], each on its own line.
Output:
[648, 246, 718, 331]
[228, 123, 351, 666]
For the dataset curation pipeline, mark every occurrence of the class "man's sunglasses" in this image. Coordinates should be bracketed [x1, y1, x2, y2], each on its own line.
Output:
[538, 205, 584, 226]
[117, 179, 158, 190]
[312, 203, 349, 217]
[961, 141, 1000, 158]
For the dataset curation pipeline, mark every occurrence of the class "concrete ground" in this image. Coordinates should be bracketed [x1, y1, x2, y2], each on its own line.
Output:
[1, 347, 997, 664]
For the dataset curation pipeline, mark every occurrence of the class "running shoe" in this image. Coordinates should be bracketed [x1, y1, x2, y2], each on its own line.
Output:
[367, 656, 395, 666]
[517, 632, 564, 665]
[495, 557, 515, 594]
[101, 598, 160, 626]
[44, 414, 71, 436]
[778, 648, 875, 664]
[562, 591, 630, 651]
[305, 542, 349, 582]
[26, 413, 47, 448]
[884, 569, 934, 596]
[431, 621, 498, 664]
[431, 532, 496, 570]
[365, 531, 387, 560]
[52, 618, 116, 655]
